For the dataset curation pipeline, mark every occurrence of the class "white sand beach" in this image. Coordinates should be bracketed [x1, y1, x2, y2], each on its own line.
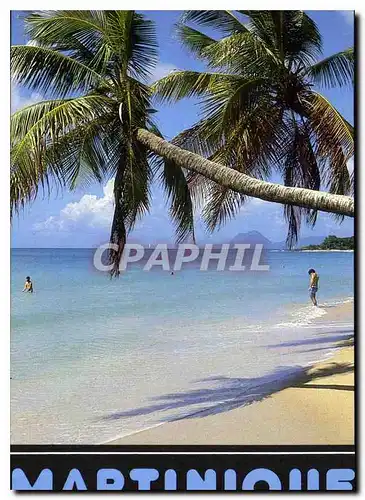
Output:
[109, 302, 354, 445]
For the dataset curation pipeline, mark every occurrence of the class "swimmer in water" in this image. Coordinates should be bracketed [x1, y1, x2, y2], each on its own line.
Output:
[22, 276, 33, 293]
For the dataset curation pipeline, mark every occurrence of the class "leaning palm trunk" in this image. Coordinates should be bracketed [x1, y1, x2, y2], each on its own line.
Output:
[136, 129, 354, 218]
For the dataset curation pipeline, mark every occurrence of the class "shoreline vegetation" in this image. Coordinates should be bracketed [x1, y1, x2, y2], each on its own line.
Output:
[108, 301, 354, 445]
[299, 249, 353, 252]
[300, 235, 354, 251]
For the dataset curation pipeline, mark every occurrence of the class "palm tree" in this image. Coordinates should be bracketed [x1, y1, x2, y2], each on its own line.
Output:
[11, 10, 195, 275]
[11, 11, 354, 275]
[153, 10, 354, 244]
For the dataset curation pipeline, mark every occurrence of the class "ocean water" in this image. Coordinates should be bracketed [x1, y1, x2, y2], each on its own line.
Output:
[11, 248, 354, 444]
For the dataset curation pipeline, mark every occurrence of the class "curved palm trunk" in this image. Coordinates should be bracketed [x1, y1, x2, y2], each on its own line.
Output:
[137, 128, 354, 217]
[109, 162, 127, 277]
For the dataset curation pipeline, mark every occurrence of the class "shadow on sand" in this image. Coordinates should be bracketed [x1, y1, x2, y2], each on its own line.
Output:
[102, 360, 353, 425]
[298, 383, 353, 391]
[267, 330, 353, 349]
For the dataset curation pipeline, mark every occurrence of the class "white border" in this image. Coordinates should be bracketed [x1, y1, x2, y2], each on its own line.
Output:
[2, 3, 361, 499]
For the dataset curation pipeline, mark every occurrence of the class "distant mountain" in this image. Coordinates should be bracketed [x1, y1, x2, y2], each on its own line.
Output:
[230, 231, 275, 248]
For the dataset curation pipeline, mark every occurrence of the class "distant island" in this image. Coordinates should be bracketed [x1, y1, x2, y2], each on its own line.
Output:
[301, 235, 354, 251]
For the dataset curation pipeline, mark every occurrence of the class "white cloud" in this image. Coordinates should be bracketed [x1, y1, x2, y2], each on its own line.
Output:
[11, 83, 43, 112]
[244, 198, 286, 228]
[148, 62, 178, 83]
[32, 179, 177, 242]
[347, 157, 354, 175]
[26, 40, 40, 47]
[33, 179, 115, 233]
[339, 11, 354, 25]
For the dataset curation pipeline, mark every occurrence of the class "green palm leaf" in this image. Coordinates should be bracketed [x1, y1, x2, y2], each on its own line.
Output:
[152, 70, 243, 104]
[149, 125, 195, 244]
[301, 91, 353, 195]
[181, 10, 248, 34]
[11, 45, 109, 97]
[202, 182, 245, 232]
[11, 95, 116, 213]
[175, 24, 216, 58]
[303, 48, 354, 88]
[202, 32, 282, 73]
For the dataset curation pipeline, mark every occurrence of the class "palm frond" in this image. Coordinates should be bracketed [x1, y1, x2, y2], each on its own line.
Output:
[280, 11, 322, 65]
[47, 114, 121, 190]
[303, 48, 354, 88]
[199, 77, 267, 132]
[152, 70, 243, 104]
[301, 90, 353, 195]
[237, 10, 322, 67]
[25, 10, 109, 46]
[128, 12, 159, 81]
[201, 31, 282, 73]
[171, 101, 285, 211]
[123, 145, 152, 232]
[175, 24, 217, 58]
[182, 10, 248, 35]
[25, 11, 115, 77]
[11, 95, 114, 160]
[172, 119, 222, 159]
[11, 95, 114, 214]
[11, 45, 109, 97]
[149, 125, 195, 243]
[104, 11, 158, 81]
[239, 11, 279, 54]
[301, 91, 354, 153]
[202, 183, 245, 233]
[281, 119, 322, 246]
[284, 204, 303, 248]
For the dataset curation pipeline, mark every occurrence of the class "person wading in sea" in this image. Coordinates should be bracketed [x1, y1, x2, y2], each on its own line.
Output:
[308, 269, 319, 306]
[22, 276, 33, 293]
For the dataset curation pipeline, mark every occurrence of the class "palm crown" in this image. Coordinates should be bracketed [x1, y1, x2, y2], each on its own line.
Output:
[11, 11, 195, 275]
[153, 10, 354, 244]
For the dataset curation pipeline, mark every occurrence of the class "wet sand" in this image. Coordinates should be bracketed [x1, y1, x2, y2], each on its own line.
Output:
[109, 301, 354, 445]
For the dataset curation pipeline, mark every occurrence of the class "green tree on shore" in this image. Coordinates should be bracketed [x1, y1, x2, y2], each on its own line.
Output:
[302, 235, 354, 250]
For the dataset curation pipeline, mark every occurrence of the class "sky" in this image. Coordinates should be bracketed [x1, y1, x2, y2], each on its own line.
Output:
[11, 10, 355, 247]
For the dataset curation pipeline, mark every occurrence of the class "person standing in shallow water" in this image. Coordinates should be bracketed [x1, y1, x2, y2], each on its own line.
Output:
[22, 276, 33, 293]
[308, 269, 319, 306]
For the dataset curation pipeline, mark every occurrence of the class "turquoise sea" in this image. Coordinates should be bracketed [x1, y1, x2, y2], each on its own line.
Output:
[11, 248, 354, 444]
